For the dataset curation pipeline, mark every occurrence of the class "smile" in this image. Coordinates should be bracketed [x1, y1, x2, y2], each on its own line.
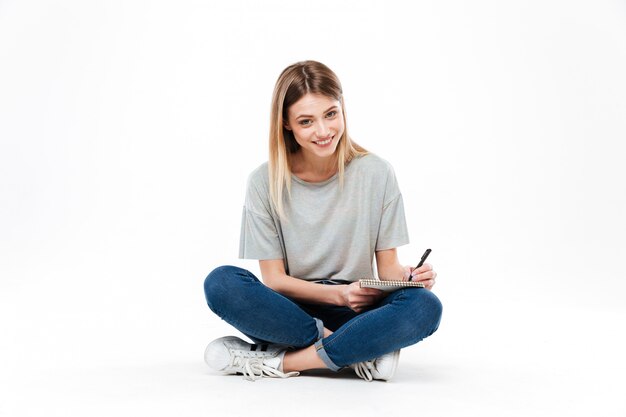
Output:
[313, 136, 333, 146]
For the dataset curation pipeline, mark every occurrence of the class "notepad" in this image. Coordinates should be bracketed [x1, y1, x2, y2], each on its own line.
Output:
[359, 279, 425, 292]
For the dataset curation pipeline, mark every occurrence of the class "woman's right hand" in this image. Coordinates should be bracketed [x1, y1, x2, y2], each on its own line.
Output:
[340, 282, 384, 313]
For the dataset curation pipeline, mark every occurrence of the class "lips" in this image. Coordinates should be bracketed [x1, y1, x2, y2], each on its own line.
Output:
[313, 136, 333, 145]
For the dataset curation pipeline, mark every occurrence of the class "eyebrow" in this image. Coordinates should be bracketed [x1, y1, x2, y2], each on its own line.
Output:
[295, 106, 338, 119]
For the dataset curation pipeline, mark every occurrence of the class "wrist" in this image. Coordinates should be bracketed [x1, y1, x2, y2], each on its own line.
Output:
[380, 264, 408, 281]
[334, 285, 347, 306]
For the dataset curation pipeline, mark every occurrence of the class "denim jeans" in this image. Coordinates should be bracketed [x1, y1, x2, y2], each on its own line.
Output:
[204, 265, 442, 371]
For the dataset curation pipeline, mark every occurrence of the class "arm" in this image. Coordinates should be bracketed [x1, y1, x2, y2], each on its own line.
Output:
[259, 259, 385, 312]
[259, 259, 344, 305]
[376, 247, 438, 289]
[375, 248, 407, 281]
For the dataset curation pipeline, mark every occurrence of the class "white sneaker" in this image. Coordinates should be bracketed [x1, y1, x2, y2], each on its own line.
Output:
[351, 350, 400, 382]
[204, 336, 299, 381]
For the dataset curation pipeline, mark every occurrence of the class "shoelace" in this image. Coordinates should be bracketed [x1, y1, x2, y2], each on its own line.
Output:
[229, 355, 299, 381]
[353, 360, 375, 382]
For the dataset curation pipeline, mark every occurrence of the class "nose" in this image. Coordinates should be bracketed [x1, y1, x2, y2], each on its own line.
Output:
[315, 120, 330, 138]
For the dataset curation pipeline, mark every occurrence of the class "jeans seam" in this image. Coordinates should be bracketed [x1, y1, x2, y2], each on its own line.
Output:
[314, 339, 341, 371]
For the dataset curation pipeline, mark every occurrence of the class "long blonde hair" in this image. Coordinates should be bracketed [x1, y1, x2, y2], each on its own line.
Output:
[268, 60, 369, 221]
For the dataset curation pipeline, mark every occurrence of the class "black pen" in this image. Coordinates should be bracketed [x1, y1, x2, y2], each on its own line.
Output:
[408, 249, 432, 281]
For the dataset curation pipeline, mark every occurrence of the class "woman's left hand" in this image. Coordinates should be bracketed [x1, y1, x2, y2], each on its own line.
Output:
[403, 263, 437, 290]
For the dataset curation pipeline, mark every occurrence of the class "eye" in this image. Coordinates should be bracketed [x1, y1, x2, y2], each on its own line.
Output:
[298, 119, 312, 126]
[326, 111, 337, 118]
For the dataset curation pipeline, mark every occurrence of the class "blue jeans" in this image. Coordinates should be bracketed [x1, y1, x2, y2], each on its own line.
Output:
[204, 265, 442, 371]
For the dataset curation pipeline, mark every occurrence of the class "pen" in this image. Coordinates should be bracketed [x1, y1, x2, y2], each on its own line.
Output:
[408, 248, 432, 281]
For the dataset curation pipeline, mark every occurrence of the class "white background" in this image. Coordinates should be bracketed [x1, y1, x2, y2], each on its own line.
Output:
[1, 1, 625, 416]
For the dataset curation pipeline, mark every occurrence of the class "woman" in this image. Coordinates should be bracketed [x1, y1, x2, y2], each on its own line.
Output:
[203, 60, 442, 382]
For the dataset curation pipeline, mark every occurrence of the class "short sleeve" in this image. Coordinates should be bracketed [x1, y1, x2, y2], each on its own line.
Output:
[239, 208, 283, 259]
[238, 170, 284, 260]
[375, 164, 410, 251]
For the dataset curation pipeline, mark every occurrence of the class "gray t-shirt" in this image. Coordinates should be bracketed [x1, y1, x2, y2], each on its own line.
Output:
[238, 153, 409, 282]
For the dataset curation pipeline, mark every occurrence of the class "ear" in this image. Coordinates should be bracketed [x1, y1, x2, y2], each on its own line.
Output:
[283, 120, 292, 131]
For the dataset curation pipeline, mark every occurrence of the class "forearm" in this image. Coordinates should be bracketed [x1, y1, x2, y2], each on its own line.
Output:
[377, 262, 406, 281]
[265, 273, 344, 306]
[375, 248, 408, 281]
[376, 248, 405, 281]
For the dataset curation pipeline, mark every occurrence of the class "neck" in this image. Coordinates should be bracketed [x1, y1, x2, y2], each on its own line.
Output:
[292, 151, 338, 179]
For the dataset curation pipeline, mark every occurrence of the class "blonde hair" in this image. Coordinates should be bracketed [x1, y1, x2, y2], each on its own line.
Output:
[268, 60, 369, 221]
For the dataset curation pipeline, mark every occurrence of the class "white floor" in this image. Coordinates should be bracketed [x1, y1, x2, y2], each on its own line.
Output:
[2, 263, 625, 417]
[2, 0, 626, 415]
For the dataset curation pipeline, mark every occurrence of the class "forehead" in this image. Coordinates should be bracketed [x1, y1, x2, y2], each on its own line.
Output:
[288, 93, 340, 117]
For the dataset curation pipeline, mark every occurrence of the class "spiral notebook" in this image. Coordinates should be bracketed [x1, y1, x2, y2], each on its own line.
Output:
[359, 279, 425, 292]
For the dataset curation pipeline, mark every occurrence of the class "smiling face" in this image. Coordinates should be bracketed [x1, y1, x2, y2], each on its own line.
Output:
[284, 93, 345, 162]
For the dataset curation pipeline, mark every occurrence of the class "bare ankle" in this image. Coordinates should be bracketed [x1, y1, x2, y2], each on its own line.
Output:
[283, 345, 328, 372]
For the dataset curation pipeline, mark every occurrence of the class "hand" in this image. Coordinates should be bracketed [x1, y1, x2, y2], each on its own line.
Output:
[403, 263, 437, 290]
[340, 282, 385, 313]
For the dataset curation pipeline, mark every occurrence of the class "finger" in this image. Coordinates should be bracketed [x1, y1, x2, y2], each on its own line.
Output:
[415, 270, 437, 282]
[403, 266, 413, 280]
[357, 288, 384, 296]
[364, 295, 382, 305]
[414, 277, 434, 288]
[349, 296, 370, 306]
[352, 295, 379, 305]
[414, 263, 433, 274]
